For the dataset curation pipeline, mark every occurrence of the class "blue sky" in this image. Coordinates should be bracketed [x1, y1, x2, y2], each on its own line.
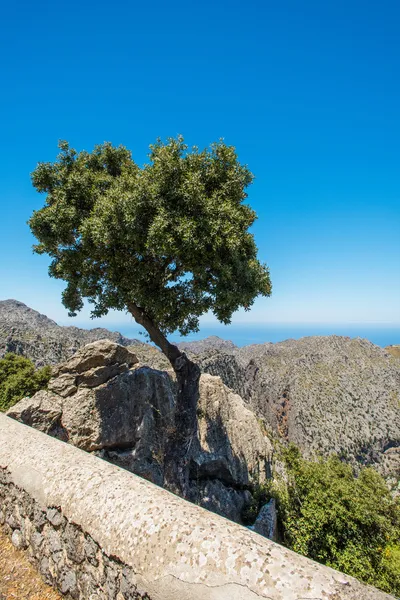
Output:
[1, 0, 399, 333]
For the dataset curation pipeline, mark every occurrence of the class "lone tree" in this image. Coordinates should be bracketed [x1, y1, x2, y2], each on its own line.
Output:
[29, 136, 271, 495]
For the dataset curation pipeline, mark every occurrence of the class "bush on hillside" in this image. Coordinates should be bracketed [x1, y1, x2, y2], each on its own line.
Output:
[0, 353, 51, 412]
[269, 445, 400, 596]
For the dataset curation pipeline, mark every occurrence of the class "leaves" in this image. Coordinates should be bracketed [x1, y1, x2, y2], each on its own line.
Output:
[0, 354, 51, 412]
[275, 448, 400, 596]
[29, 137, 271, 335]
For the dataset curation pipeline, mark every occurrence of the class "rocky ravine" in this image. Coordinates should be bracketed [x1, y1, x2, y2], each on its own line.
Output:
[7, 340, 273, 527]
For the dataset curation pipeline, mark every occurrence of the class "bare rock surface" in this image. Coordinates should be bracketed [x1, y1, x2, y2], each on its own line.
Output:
[7, 340, 273, 525]
[177, 335, 237, 355]
[250, 498, 278, 541]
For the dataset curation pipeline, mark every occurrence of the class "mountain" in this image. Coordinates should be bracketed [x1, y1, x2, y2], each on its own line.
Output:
[1, 300, 399, 490]
[177, 335, 237, 355]
[190, 336, 400, 491]
[0, 299, 142, 366]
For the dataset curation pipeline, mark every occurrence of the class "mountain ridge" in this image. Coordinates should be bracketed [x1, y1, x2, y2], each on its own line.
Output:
[0, 299, 142, 366]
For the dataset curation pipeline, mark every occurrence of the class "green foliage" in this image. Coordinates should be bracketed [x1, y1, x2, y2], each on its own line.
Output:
[0, 354, 51, 412]
[29, 137, 271, 336]
[273, 445, 400, 596]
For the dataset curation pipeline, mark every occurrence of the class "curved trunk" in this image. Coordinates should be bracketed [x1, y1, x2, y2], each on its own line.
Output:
[127, 303, 200, 497]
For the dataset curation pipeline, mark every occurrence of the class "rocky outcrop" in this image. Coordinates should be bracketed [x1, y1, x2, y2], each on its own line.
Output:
[250, 499, 278, 541]
[178, 335, 237, 355]
[0, 299, 141, 366]
[7, 340, 273, 525]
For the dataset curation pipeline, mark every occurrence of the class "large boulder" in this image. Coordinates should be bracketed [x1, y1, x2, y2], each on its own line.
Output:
[7, 340, 273, 526]
[188, 374, 272, 521]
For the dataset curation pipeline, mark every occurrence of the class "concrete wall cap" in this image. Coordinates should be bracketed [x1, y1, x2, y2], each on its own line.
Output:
[0, 413, 394, 600]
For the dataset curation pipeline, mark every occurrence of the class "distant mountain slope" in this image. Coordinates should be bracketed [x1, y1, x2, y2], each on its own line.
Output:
[192, 336, 400, 490]
[177, 335, 237, 355]
[0, 299, 142, 366]
[387, 345, 400, 358]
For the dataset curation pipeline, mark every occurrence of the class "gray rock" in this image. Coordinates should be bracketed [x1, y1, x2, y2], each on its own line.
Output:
[251, 498, 278, 541]
[46, 507, 65, 528]
[177, 335, 237, 355]
[59, 569, 77, 595]
[194, 336, 400, 482]
[8, 341, 273, 525]
[11, 528, 26, 549]
[6, 390, 64, 438]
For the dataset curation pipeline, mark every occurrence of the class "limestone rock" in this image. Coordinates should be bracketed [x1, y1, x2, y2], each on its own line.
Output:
[8, 340, 273, 525]
[48, 340, 139, 397]
[6, 389, 65, 438]
[250, 498, 278, 541]
[193, 374, 272, 488]
[60, 365, 174, 452]
[192, 336, 400, 482]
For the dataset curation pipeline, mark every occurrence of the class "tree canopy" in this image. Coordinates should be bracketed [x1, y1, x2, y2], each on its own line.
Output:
[29, 137, 271, 338]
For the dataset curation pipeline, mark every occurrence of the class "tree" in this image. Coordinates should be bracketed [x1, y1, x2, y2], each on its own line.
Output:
[0, 353, 51, 412]
[29, 136, 272, 494]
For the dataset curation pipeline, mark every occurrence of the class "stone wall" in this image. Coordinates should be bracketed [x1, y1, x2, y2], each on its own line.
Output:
[0, 414, 395, 600]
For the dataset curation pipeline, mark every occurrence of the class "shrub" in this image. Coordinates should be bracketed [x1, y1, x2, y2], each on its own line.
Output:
[0, 353, 51, 412]
[274, 445, 400, 596]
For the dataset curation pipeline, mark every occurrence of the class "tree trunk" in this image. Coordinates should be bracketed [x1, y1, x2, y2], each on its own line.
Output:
[127, 302, 200, 497]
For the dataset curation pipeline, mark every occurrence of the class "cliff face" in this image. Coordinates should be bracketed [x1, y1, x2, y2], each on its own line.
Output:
[0, 300, 141, 366]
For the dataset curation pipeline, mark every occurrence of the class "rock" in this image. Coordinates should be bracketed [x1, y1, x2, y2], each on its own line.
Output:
[178, 335, 237, 355]
[8, 341, 273, 525]
[251, 498, 278, 541]
[193, 336, 400, 482]
[48, 339, 139, 398]
[192, 480, 253, 523]
[6, 390, 64, 438]
[46, 507, 65, 528]
[193, 374, 272, 488]
[11, 528, 26, 549]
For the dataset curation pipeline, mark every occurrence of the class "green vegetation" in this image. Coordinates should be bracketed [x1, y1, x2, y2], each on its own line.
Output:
[268, 445, 400, 596]
[0, 354, 51, 412]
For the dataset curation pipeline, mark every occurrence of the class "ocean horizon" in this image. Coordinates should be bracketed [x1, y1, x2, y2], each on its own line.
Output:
[112, 323, 400, 349]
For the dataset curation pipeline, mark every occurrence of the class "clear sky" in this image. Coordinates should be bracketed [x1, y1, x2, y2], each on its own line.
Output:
[1, 0, 399, 331]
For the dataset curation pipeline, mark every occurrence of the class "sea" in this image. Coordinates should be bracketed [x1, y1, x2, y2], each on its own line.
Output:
[117, 323, 400, 349]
